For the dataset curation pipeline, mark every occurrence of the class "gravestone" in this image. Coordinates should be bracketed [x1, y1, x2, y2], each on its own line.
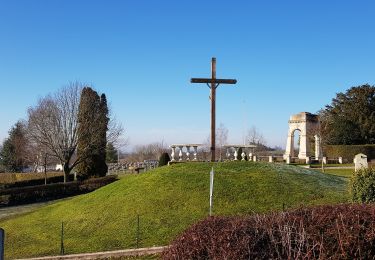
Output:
[354, 153, 368, 172]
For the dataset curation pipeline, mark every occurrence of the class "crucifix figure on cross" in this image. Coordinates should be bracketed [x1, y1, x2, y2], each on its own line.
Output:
[191, 57, 237, 162]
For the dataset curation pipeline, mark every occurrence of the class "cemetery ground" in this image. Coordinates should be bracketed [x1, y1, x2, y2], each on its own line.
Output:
[0, 162, 351, 259]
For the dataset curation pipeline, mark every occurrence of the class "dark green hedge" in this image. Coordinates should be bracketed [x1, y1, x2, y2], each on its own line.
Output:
[0, 175, 117, 207]
[324, 144, 375, 160]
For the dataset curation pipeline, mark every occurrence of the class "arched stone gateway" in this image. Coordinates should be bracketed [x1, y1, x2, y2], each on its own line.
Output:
[284, 112, 321, 160]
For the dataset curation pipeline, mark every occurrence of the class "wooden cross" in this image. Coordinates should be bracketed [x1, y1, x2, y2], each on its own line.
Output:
[191, 57, 237, 162]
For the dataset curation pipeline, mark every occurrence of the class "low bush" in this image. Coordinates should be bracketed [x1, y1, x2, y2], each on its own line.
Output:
[1, 174, 74, 189]
[0, 175, 118, 206]
[0, 171, 64, 185]
[163, 204, 375, 259]
[351, 168, 375, 203]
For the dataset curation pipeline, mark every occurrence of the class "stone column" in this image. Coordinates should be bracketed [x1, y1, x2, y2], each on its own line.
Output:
[178, 146, 183, 161]
[298, 132, 309, 159]
[233, 147, 239, 161]
[314, 134, 321, 159]
[171, 146, 176, 162]
[284, 132, 294, 159]
[248, 152, 253, 161]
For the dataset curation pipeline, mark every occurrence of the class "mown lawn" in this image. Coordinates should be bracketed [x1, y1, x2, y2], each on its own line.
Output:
[0, 162, 350, 259]
[316, 168, 354, 178]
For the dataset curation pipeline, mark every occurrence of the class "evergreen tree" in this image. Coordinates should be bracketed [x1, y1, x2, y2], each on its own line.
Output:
[0, 121, 28, 172]
[96, 93, 109, 175]
[236, 147, 243, 161]
[159, 152, 171, 166]
[76, 88, 109, 179]
[320, 84, 375, 145]
[106, 142, 118, 163]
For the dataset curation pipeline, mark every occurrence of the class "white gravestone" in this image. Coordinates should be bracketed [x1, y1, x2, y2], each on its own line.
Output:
[354, 153, 368, 172]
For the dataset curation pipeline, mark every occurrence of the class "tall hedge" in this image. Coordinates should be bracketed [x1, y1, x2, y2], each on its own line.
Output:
[324, 144, 375, 160]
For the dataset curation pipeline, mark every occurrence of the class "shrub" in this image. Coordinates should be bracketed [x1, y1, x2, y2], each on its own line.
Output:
[236, 147, 243, 160]
[159, 152, 171, 166]
[3, 174, 74, 189]
[163, 204, 375, 259]
[351, 168, 375, 202]
[0, 175, 118, 206]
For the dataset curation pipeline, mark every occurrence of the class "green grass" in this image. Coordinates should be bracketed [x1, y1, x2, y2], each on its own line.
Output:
[316, 168, 354, 178]
[309, 163, 354, 168]
[0, 162, 350, 259]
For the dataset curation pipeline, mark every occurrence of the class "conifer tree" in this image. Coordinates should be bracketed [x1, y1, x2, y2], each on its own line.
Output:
[0, 121, 28, 172]
[76, 88, 109, 179]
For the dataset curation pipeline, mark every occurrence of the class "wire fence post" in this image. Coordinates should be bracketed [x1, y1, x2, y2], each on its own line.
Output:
[0, 228, 4, 260]
[60, 221, 64, 255]
[136, 215, 140, 249]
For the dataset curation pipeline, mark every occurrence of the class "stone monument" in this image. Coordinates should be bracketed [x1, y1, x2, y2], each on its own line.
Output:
[284, 112, 321, 160]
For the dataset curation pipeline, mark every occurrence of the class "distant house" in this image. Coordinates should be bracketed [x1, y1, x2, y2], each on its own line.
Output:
[56, 164, 63, 171]
[36, 164, 63, 173]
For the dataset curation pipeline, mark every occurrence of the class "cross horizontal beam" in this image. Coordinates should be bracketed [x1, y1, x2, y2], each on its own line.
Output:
[190, 78, 237, 84]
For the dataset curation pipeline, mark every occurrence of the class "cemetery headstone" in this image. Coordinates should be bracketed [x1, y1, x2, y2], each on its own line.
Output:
[354, 153, 368, 172]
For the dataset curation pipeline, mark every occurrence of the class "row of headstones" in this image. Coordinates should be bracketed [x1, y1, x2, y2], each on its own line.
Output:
[108, 161, 159, 171]
[285, 153, 369, 172]
[285, 156, 344, 165]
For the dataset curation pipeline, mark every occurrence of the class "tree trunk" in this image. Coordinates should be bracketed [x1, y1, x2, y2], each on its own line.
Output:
[63, 162, 71, 183]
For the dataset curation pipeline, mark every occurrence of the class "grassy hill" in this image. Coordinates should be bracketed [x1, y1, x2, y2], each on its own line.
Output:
[0, 162, 350, 259]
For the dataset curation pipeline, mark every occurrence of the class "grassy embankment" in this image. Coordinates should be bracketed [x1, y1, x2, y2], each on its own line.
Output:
[0, 162, 350, 259]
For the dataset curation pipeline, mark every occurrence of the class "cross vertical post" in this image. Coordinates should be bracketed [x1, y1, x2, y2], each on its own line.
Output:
[191, 57, 237, 162]
[210, 58, 216, 162]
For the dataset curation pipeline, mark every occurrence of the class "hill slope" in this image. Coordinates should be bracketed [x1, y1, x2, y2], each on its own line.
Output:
[0, 162, 349, 259]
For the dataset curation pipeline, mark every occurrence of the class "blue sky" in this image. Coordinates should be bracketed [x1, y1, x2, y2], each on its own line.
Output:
[1, 1, 375, 150]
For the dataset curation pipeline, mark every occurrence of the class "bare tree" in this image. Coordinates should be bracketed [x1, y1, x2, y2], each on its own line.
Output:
[107, 114, 124, 146]
[27, 82, 123, 182]
[127, 141, 168, 162]
[246, 126, 266, 146]
[217, 123, 228, 161]
[28, 83, 81, 181]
